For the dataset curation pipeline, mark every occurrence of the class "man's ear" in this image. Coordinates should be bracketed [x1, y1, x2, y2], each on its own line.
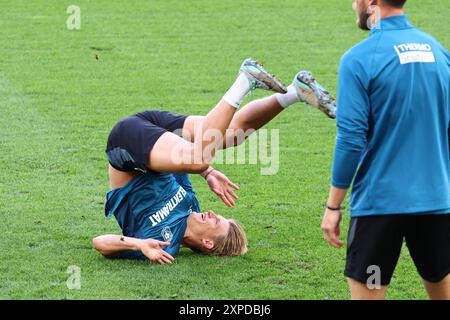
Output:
[368, 0, 378, 6]
[201, 238, 214, 250]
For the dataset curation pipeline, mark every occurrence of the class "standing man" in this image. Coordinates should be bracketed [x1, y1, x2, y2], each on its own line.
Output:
[321, 0, 450, 299]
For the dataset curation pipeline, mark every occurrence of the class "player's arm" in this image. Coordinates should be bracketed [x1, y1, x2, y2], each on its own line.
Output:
[322, 54, 370, 248]
[201, 166, 239, 207]
[321, 186, 347, 248]
[92, 235, 174, 264]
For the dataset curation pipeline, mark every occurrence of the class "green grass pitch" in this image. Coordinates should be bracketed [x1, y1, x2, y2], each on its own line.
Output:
[0, 0, 448, 300]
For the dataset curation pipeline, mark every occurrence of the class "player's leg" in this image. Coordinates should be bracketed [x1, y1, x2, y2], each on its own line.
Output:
[422, 275, 450, 300]
[230, 70, 338, 132]
[106, 59, 286, 175]
[344, 216, 405, 300]
[149, 131, 211, 173]
[183, 96, 284, 148]
[227, 96, 284, 133]
[405, 214, 450, 300]
[195, 100, 237, 163]
[179, 59, 287, 166]
[225, 70, 338, 145]
[106, 59, 285, 175]
[150, 59, 287, 172]
[149, 98, 276, 172]
[224, 95, 285, 147]
[183, 71, 337, 148]
[180, 59, 287, 147]
[347, 278, 388, 300]
[115, 103, 236, 173]
[108, 165, 138, 189]
[290, 71, 337, 119]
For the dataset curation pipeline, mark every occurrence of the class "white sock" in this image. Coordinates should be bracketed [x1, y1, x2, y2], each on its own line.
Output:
[222, 73, 252, 109]
[275, 84, 301, 108]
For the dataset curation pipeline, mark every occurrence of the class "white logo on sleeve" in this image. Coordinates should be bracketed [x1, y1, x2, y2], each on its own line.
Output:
[161, 227, 173, 242]
[394, 43, 436, 65]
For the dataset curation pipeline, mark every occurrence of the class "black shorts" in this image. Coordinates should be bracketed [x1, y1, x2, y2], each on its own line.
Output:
[345, 214, 450, 286]
[106, 110, 188, 172]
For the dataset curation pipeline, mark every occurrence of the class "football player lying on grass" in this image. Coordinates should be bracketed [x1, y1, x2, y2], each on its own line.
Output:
[92, 58, 336, 264]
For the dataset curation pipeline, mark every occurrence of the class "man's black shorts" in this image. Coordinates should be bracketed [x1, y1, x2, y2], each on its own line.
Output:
[106, 110, 188, 172]
[345, 214, 450, 286]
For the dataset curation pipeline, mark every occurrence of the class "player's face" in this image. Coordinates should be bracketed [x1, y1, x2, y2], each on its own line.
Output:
[352, 0, 371, 31]
[189, 211, 230, 247]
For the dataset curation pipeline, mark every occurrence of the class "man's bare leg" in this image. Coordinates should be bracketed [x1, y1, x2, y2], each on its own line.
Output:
[155, 94, 286, 172]
[108, 165, 138, 189]
[149, 59, 286, 173]
[348, 278, 388, 300]
[423, 274, 450, 300]
[225, 96, 285, 146]
[183, 95, 285, 147]
[229, 96, 284, 132]
[149, 99, 237, 174]
[197, 100, 237, 161]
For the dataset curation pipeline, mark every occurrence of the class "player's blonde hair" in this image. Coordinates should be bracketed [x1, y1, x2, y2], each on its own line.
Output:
[208, 219, 248, 256]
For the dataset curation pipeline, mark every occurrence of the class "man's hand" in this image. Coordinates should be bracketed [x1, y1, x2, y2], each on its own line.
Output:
[138, 239, 175, 264]
[321, 209, 344, 249]
[204, 169, 239, 207]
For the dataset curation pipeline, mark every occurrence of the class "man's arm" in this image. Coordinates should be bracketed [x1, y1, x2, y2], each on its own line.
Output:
[321, 186, 348, 248]
[331, 56, 370, 189]
[92, 235, 174, 264]
[201, 166, 239, 207]
[322, 54, 370, 248]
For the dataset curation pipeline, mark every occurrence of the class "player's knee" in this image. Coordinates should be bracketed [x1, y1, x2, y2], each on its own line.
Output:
[92, 237, 107, 256]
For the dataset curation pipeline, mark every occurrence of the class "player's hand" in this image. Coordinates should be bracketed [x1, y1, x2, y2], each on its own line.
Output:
[321, 209, 344, 249]
[205, 170, 239, 207]
[139, 239, 175, 264]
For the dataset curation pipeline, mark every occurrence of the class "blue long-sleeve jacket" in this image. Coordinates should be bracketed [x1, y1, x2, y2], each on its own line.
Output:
[332, 15, 450, 217]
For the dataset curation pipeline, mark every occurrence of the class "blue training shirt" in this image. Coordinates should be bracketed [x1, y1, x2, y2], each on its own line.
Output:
[105, 172, 201, 259]
[332, 15, 450, 217]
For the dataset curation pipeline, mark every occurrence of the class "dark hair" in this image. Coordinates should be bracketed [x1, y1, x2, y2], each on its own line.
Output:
[382, 0, 407, 8]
